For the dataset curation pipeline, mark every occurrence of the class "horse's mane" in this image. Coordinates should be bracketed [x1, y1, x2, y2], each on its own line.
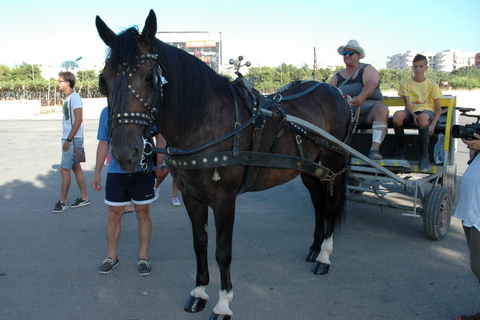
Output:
[152, 38, 233, 130]
[107, 27, 142, 71]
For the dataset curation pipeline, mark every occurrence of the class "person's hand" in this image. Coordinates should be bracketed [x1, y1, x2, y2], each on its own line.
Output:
[412, 114, 419, 126]
[62, 141, 70, 152]
[155, 164, 169, 179]
[350, 96, 363, 107]
[91, 174, 102, 192]
[429, 122, 436, 135]
[462, 133, 480, 151]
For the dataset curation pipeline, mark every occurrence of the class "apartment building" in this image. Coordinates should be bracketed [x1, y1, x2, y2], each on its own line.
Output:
[387, 49, 478, 72]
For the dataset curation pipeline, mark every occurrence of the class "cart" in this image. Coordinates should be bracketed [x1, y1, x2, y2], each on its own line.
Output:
[346, 96, 460, 240]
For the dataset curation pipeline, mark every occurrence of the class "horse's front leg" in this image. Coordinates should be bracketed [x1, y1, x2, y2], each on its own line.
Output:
[183, 194, 210, 313]
[302, 174, 327, 263]
[209, 198, 236, 320]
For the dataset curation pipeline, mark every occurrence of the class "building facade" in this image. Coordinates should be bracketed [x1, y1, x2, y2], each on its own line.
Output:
[387, 49, 478, 72]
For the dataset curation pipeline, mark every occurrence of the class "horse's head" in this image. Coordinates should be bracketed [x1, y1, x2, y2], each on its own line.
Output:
[96, 10, 162, 172]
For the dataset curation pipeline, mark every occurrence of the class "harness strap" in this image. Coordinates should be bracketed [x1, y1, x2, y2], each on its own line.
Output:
[165, 151, 335, 189]
[246, 120, 286, 192]
[151, 114, 261, 156]
[273, 81, 323, 101]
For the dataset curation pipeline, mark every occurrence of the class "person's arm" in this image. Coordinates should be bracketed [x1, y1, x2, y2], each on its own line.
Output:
[400, 95, 418, 125]
[91, 140, 109, 191]
[154, 133, 169, 181]
[329, 74, 338, 87]
[350, 65, 380, 107]
[155, 133, 165, 166]
[429, 98, 442, 134]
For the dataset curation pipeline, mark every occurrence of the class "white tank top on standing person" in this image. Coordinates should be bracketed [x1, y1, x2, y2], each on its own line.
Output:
[62, 91, 84, 139]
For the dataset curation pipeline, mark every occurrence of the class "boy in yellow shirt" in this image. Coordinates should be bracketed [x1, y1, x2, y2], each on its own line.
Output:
[393, 54, 443, 171]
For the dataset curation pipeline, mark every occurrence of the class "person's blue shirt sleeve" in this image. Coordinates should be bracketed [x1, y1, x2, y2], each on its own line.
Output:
[97, 107, 109, 141]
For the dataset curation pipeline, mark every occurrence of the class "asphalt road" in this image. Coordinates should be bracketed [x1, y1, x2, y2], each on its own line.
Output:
[0, 117, 478, 320]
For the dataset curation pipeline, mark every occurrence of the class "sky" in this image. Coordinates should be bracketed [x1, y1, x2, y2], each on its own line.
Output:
[1, 0, 479, 71]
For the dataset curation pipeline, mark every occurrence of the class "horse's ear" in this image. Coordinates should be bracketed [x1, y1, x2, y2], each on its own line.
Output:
[139, 9, 157, 46]
[95, 15, 116, 47]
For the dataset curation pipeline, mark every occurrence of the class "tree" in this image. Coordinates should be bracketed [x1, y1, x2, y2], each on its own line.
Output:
[77, 70, 97, 81]
[10, 62, 44, 81]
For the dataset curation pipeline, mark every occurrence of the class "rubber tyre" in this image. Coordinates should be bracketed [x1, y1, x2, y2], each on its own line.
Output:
[441, 164, 457, 202]
[423, 186, 452, 240]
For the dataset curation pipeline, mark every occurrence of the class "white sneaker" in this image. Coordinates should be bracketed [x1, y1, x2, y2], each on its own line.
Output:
[171, 197, 181, 207]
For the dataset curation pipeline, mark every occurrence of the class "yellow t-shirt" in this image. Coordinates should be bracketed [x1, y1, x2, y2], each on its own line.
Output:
[398, 78, 443, 112]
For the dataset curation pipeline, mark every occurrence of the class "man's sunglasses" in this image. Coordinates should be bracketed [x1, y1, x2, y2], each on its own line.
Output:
[341, 50, 359, 56]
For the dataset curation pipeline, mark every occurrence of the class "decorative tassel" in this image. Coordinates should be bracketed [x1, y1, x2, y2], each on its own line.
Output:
[212, 167, 221, 182]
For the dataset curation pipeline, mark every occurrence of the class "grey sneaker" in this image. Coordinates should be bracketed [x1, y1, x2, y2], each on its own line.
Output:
[52, 201, 69, 213]
[171, 197, 181, 207]
[138, 259, 152, 276]
[368, 150, 383, 160]
[98, 257, 119, 274]
[70, 197, 91, 208]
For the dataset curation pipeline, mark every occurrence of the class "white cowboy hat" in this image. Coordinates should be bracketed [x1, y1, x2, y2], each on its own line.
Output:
[337, 39, 365, 59]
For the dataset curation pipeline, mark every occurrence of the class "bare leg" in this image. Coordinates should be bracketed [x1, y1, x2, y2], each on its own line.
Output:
[72, 163, 89, 200]
[135, 204, 152, 259]
[60, 168, 71, 203]
[172, 180, 179, 198]
[106, 206, 124, 259]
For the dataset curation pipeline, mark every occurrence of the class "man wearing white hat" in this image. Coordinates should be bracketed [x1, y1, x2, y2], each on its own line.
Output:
[330, 39, 389, 160]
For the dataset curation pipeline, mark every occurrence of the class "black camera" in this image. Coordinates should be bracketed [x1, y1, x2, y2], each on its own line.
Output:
[451, 123, 480, 140]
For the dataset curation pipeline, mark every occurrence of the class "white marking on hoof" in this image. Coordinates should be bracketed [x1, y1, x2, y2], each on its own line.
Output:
[212, 289, 233, 316]
[317, 235, 334, 264]
[190, 285, 209, 300]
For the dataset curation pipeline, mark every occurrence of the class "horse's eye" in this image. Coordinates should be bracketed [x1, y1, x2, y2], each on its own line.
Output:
[147, 73, 158, 86]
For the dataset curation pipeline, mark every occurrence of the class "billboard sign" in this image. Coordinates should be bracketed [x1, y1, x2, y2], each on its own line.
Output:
[157, 31, 221, 73]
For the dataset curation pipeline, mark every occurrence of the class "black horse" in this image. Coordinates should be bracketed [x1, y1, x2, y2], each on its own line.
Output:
[96, 10, 352, 320]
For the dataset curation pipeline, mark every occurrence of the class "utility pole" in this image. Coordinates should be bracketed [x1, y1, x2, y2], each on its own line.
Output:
[313, 47, 318, 81]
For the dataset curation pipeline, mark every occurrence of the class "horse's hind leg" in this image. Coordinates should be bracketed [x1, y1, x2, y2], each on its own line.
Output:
[183, 194, 210, 313]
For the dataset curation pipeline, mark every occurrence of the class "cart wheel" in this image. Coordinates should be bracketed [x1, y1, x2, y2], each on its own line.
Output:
[423, 186, 452, 240]
[441, 164, 457, 202]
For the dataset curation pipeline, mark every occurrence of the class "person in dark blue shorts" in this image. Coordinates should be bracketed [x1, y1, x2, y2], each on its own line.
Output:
[91, 107, 162, 276]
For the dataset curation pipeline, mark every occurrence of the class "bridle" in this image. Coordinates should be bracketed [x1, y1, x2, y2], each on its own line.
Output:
[108, 53, 164, 127]
[104, 52, 166, 171]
